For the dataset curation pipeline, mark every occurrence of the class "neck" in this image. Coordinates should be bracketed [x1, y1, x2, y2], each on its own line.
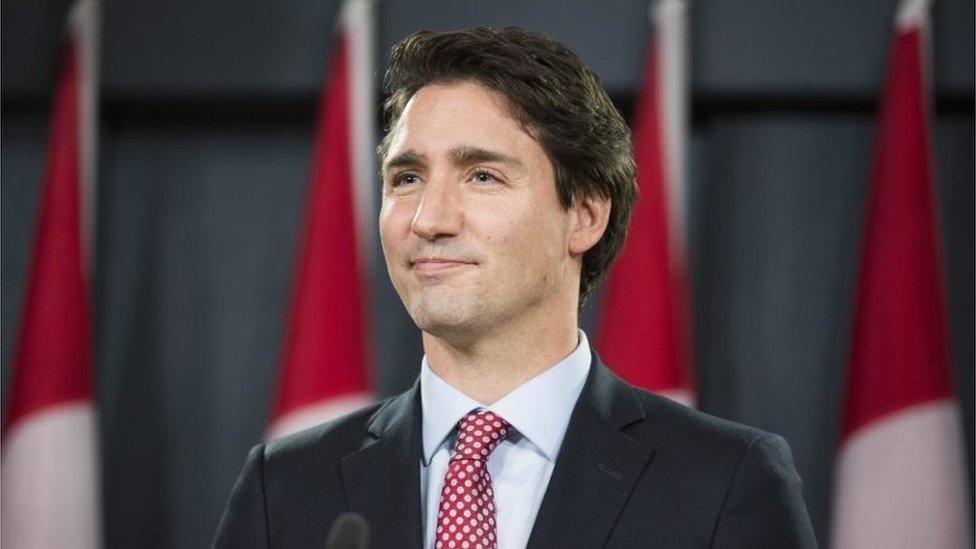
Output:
[422, 305, 579, 405]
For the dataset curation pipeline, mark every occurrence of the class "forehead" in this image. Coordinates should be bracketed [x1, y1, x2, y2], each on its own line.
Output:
[383, 81, 542, 164]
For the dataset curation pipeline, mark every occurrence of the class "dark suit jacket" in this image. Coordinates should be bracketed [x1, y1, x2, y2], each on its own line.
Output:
[212, 355, 818, 548]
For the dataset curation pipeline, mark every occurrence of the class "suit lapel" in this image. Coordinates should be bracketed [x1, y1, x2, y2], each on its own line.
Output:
[340, 383, 423, 549]
[526, 356, 655, 548]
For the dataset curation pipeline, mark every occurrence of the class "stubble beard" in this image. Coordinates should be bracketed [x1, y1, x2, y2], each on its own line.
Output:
[405, 282, 491, 343]
[404, 269, 562, 348]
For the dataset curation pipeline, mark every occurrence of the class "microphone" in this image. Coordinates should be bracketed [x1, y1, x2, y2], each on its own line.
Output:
[325, 512, 369, 549]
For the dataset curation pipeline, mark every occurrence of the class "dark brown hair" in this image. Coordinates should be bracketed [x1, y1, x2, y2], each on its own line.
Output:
[379, 27, 637, 308]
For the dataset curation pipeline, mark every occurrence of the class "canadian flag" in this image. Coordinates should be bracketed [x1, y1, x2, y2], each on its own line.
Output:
[1, 1, 102, 548]
[267, 0, 376, 439]
[830, 0, 971, 547]
[598, 0, 695, 406]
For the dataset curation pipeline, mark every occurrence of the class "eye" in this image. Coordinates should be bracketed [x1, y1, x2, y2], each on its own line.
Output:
[390, 172, 420, 187]
[470, 169, 500, 185]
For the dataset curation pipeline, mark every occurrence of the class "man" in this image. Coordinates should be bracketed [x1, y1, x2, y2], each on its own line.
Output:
[213, 27, 817, 548]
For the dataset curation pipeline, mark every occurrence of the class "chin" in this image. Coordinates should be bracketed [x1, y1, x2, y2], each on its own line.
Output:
[407, 294, 484, 337]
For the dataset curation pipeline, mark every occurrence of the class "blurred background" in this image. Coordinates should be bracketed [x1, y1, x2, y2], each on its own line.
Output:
[2, 0, 973, 547]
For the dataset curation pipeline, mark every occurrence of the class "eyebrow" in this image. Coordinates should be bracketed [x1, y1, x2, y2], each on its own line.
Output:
[382, 150, 428, 174]
[448, 146, 524, 169]
[382, 146, 524, 175]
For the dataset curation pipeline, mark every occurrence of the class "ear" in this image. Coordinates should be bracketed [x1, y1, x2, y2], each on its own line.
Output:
[567, 193, 611, 256]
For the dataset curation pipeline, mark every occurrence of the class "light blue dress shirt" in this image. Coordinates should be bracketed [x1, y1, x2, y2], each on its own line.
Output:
[419, 331, 592, 549]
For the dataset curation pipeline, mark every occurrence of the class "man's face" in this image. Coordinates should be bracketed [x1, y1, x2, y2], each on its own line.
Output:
[379, 81, 576, 340]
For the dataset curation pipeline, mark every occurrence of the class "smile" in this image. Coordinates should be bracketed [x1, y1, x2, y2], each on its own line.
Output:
[410, 259, 475, 275]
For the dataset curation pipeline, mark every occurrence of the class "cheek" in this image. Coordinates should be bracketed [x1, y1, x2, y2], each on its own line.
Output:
[530, 215, 571, 283]
[489, 208, 564, 271]
[378, 199, 411, 249]
[378, 205, 414, 292]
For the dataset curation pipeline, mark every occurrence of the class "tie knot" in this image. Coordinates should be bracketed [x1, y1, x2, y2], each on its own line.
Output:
[451, 410, 509, 461]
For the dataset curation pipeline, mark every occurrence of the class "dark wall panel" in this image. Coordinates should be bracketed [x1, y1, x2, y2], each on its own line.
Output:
[4, 1, 973, 98]
[96, 126, 312, 546]
[101, 0, 341, 96]
[935, 114, 976, 481]
[693, 0, 974, 96]
[694, 114, 872, 538]
[0, 0, 70, 95]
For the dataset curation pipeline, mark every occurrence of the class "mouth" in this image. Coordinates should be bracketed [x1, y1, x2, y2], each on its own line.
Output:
[409, 257, 477, 275]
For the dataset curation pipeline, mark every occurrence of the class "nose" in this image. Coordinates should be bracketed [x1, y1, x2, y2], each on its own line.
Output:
[410, 177, 462, 241]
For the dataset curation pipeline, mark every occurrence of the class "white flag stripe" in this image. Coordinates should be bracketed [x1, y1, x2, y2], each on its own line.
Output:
[656, 388, 696, 408]
[1, 403, 102, 549]
[266, 392, 374, 441]
[896, 0, 936, 119]
[343, 0, 377, 275]
[895, 0, 929, 30]
[68, 0, 99, 276]
[831, 400, 970, 548]
[652, 0, 689, 255]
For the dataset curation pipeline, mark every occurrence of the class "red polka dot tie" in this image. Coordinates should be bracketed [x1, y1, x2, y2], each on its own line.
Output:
[434, 410, 510, 549]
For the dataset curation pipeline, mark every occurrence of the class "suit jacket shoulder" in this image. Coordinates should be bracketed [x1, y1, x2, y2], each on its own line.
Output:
[211, 389, 422, 549]
[525, 358, 817, 548]
[628, 386, 776, 485]
[263, 398, 388, 472]
[561, 371, 817, 548]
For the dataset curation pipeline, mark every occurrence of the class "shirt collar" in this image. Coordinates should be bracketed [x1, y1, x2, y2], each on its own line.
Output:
[419, 330, 592, 465]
